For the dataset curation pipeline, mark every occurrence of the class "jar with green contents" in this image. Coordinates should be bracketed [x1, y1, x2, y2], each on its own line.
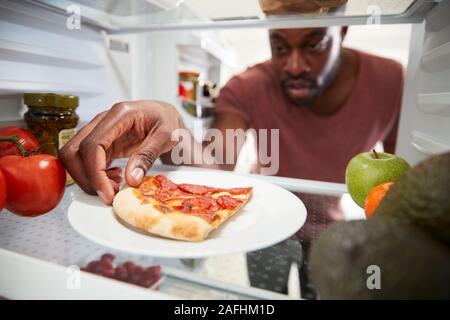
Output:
[23, 93, 79, 185]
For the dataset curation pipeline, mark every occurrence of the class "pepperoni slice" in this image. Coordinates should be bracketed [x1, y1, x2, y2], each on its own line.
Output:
[177, 184, 218, 195]
[170, 196, 220, 223]
[181, 196, 214, 211]
[155, 175, 178, 191]
[151, 176, 191, 201]
[180, 196, 219, 213]
[216, 195, 244, 210]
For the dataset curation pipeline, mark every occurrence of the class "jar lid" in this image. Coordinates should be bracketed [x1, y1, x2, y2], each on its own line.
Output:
[23, 93, 79, 109]
[179, 71, 200, 78]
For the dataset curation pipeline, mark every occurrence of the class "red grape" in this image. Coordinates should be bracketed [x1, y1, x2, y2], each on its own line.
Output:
[101, 268, 115, 279]
[81, 254, 161, 289]
[114, 266, 128, 281]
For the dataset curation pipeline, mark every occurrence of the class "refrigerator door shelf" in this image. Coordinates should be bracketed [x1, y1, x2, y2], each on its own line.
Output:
[22, 0, 438, 33]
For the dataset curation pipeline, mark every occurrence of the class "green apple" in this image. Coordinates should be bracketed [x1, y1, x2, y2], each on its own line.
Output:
[345, 150, 411, 208]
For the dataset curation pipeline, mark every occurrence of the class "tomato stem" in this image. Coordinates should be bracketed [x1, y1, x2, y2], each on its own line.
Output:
[372, 149, 379, 159]
[32, 143, 55, 155]
[0, 136, 26, 156]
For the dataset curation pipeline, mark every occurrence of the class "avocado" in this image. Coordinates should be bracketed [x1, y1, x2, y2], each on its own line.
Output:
[309, 219, 450, 299]
[374, 152, 450, 245]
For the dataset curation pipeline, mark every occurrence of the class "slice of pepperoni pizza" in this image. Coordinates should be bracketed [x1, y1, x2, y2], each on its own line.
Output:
[113, 175, 253, 242]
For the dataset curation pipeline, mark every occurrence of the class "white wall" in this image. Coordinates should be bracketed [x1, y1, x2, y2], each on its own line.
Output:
[343, 24, 411, 67]
[218, 29, 271, 85]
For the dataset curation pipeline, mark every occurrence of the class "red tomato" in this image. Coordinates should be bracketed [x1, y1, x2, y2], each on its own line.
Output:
[0, 169, 6, 213]
[0, 127, 40, 157]
[0, 154, 66, 216]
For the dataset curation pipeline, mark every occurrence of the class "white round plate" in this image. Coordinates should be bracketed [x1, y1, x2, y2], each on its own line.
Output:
[68, 171, 307, 258]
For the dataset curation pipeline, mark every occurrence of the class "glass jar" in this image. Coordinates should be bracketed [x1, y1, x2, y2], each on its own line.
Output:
[23, 93, 79, 185]
[179, 71, 200, 117]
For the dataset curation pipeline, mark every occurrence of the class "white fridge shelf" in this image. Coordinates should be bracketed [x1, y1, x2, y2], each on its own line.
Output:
[23, 0, 437, 33]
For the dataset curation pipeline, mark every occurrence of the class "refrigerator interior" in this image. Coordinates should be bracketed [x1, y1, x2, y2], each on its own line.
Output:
[0, 0, 449, 300]
[0, 0, 448, 165]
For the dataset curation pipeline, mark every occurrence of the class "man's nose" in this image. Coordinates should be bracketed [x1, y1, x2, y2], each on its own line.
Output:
[284, 49, 311, 76]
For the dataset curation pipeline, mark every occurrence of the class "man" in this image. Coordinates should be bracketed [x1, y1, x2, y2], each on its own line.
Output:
[215, 26, 402, 180]
[211, 27, 402, 297]
[60, 26, 403, 298]
[60, 26, 403, 202]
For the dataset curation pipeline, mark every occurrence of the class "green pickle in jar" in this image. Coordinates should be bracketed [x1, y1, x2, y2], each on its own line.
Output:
[23, 93, 79, 186]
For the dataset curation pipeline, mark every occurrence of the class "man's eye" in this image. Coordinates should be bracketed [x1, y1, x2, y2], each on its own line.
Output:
[308, 42, 320, 50]
[274, 45, 288, 55]
[305, 38, 328, 52]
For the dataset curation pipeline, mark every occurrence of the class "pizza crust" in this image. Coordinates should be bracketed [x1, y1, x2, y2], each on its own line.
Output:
[113, 187, 214, 242]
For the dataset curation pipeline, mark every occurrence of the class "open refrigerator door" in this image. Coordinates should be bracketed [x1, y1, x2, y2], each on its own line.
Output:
[0, 0, 449, 301]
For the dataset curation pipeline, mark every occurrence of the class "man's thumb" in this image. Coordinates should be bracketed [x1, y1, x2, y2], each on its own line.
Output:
[125, 144, 160, 187]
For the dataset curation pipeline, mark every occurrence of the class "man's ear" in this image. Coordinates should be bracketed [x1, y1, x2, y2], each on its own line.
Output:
[340, 26, 348, 42]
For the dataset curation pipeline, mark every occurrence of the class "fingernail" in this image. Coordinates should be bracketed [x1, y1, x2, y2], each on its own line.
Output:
[97, 190, 108, 204]
[131, 168, 144, 182]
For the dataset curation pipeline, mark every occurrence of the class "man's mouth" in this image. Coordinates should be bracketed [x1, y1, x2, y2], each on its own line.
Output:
[284, 80, 315, 99]
[286, 86, 312, 98]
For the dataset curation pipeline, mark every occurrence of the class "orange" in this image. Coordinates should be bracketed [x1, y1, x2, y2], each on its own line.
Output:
[364, 182, 394, 218]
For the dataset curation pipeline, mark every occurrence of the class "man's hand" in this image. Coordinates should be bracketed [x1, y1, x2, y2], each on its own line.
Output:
[59, 100, 183, 205]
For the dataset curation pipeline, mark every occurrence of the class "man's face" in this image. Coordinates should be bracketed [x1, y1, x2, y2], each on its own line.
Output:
[270, 27, 344, 107]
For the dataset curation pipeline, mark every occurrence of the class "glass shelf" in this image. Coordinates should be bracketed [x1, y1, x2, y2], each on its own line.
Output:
[28, 0, 438, 32]
[0, 161, 365, 300]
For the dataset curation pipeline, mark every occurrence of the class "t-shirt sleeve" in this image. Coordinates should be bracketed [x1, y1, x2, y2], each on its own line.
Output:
[214, 75, 251, 123]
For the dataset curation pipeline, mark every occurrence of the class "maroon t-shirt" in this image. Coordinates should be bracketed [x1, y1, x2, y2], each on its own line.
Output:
[215, 50, 404, 183]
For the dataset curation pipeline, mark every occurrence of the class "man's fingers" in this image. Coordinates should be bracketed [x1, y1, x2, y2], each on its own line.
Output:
[59, 101, 183, 203]
[59, 112, 108, 194]
[79, 103, 134, 154]
[65, 111, 108, 148]
[67, 150, 96, 194]
[110, 179, 120, 195]
[125, 143, 159, 187]
[106, 167, 123, 184]
[125, 131, 173, 187]
[77, 105, 136, 204]
[79, 142, 116, 204]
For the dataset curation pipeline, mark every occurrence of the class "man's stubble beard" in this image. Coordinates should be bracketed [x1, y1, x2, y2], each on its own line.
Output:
[283, 54, 342, 108]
